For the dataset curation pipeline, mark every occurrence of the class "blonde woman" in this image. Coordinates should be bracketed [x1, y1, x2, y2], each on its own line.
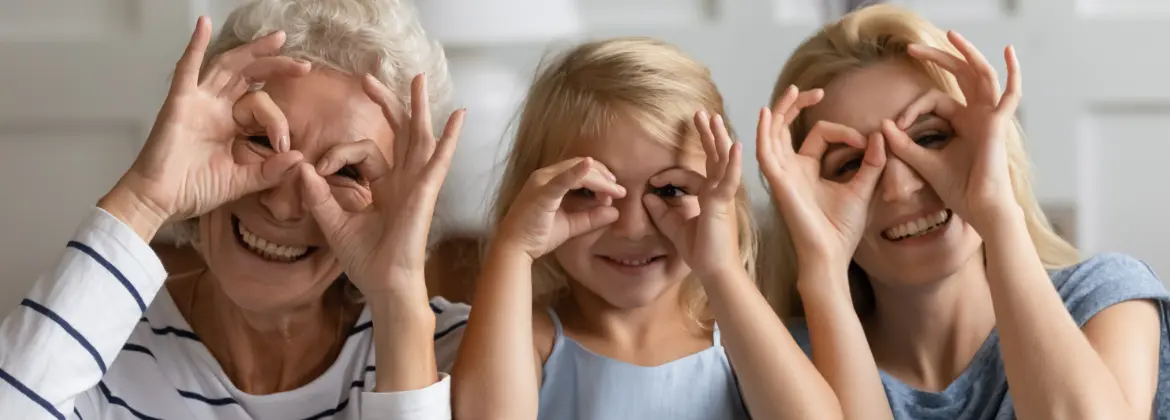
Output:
[0, 1, 468, 419]
[452, 38, 842, 419]
[758, 4, 1170, 419]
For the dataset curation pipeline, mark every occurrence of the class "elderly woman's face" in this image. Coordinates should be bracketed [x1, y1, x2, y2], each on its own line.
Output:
[196, 69, 396, 311]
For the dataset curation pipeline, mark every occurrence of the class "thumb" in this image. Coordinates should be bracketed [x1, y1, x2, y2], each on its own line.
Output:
[881, 119, 941, 178]
[234, 151, 303, 196]
[296, 162, 349, 239]
[850, 131, 887, 196]
[643, 194, 695, 245]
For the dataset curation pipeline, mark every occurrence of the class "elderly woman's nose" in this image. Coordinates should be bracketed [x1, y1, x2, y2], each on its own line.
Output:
[258, 178, 307, 222]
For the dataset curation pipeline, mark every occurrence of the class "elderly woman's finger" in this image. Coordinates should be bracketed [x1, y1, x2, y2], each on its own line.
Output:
[407, 74, 435, 170]
[233, 91, 290, 152]
[361, 74, 407, 168]
[202, 30, 287, 93]
[297, 162, 349, 239]
[422, 109, 466, 185]
[173, 16, 212, 93]
[315, 139, 396, 204]
[240, 57, 311, 85]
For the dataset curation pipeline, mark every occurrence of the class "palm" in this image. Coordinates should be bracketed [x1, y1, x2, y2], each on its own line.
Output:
[119, 17, 309, 222]
[889, 32, 1022, 230]
[302, 74, 465, 295]
[646, 112, 746, 280]
[757, 88, 886, 266]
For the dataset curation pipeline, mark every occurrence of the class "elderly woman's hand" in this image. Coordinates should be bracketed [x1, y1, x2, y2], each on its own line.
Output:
[99, 16, 310, 239]
[297, 74, 466, 300]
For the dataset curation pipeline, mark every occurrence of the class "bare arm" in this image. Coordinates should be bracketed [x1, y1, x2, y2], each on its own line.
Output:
[797, 265, 892, 420]
[983, 208, 1160, 419]
[704, 268, 843, 420]
[451, 248, 541, 420]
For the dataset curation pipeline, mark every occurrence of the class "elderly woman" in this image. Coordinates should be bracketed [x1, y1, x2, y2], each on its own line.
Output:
[0, 0, 468, 419]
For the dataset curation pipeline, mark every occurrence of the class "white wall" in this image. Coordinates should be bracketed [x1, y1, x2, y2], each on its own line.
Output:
[0, 0, 1168, 316]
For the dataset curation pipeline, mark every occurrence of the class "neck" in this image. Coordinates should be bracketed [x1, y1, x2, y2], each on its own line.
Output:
[557, 280, 709, 365]
[866, 250, 996, 392]
[172, 271, 360, 395]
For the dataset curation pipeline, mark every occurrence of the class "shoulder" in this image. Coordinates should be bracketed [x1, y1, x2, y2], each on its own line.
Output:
[1050, 253, 1170, 325]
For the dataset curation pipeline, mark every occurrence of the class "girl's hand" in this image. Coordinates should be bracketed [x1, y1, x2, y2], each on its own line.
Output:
[495, 158, 626, 261]
[757, 86, 887, 269]
[644, 111, 745, 280]
[883, 31, 1022, 233]
[106, 17, 310, 232]
[299, 74, 465, 297]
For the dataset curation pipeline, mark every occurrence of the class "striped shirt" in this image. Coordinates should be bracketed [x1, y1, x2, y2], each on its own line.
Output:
[0, 207, 469, 420]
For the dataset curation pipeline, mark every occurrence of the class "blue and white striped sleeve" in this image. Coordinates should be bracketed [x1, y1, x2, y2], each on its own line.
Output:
[358, 297, 468, 420]
[0, 207, 168, 420]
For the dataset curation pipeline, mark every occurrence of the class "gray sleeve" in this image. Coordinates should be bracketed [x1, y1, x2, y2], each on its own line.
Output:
[1052, 253, 1170, 326]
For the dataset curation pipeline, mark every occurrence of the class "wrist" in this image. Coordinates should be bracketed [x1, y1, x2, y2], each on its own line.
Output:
[794, 259, 854, 304]
[968, 201, 1026, 240]
[485, 239, 536, 267]
[98, 184, 169, 242]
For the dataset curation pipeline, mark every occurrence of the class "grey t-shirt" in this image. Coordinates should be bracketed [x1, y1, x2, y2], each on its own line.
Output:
[787, 253, 1170, 419]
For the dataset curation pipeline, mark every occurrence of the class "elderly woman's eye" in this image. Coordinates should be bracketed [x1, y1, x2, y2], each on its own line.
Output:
[247, 135, 273, 149]
[336, 165, 362, 181]
[569, 188, 596, 198]
[914, 132, 952, 149]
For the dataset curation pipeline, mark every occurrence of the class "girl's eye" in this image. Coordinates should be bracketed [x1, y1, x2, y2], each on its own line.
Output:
[247, 135, 272, 149]
[651, 184, 688, 198]
[569, 188, 596, 198]
[335, 165, 362, 181]
[914, 132, 952, 149]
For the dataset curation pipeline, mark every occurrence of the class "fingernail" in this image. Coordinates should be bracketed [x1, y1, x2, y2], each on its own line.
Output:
[281, 135, 289, 152]
[698, 110, 709, 120]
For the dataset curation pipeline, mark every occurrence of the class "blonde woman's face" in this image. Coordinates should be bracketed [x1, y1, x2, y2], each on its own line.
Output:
[553, 116, 706, 310]
[806, 59, 983, 287]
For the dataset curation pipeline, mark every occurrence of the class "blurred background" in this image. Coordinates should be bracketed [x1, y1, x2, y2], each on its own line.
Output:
[0, 0, 1168, 312]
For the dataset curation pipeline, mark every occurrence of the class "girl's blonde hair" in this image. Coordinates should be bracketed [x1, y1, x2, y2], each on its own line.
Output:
[491, 37, 759, 323]
[761, 4, 1080, 317]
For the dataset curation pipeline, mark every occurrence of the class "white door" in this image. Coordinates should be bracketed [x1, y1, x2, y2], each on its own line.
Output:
[578, 0, 1170, 281]
[0, 1, 199, 313]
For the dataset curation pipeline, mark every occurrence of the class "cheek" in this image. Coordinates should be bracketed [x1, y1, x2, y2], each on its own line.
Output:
[553, 231, 602, 274]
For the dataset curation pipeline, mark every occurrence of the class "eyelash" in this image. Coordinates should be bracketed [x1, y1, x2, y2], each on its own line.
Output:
[567, 184, 689, 199]
[832, 131, 952, 176]
[247, 135, 362, 182]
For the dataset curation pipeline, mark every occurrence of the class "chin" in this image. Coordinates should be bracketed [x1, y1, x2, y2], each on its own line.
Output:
[196, 209, 346, 313]
[855, 210, 985, 288]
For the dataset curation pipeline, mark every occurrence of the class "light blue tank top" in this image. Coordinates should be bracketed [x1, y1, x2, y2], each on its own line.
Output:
[536, 308, 751, 420]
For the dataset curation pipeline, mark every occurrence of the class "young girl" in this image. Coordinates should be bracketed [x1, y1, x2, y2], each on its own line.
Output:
[452, 38, 842, 419]
[758, 4, 1170, 418]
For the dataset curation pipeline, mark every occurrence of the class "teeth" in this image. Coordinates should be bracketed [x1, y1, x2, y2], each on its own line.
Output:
[237, 222, 309, 262]
[609, 257, 655, 266]
[884, 210, 950, 240]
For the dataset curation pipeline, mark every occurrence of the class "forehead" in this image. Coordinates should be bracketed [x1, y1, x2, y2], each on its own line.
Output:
[806, 59, 937, 135]
[260, 70, 392, 152]
[564, 116, 706, 178]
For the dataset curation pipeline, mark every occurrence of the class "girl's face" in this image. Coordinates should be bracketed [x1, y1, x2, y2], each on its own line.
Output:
[554, 116, 708, 310]
[806, 59, 983, 287]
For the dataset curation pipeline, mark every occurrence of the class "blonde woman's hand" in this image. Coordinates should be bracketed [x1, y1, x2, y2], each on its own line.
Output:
[644, 111, 745, 281]
[299, 74, 465, 297]
[757, 86, 887, 270]
[102, 17, 311, 238]
[495, 158, 626, 262]
[884, 31, 1022, 233]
